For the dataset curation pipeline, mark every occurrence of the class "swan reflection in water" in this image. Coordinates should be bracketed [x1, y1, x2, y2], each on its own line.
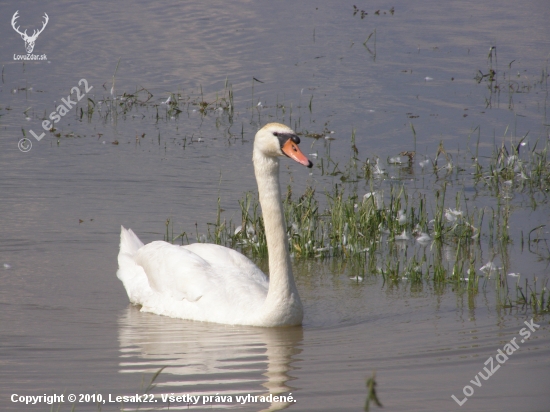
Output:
[118, 306, 303, 411]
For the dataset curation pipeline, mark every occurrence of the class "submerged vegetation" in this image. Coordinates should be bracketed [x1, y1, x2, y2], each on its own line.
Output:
[476, 46, 549, 110]
[86, 77, 235, 126]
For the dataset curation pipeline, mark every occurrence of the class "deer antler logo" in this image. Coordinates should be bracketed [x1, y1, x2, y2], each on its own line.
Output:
[11, 10, 49, 54]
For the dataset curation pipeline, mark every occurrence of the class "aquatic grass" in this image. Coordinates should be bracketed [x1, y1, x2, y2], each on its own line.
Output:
[186, 173, 490, 286]
[364, 371, 383, 411]
[92, 80, 235, 127]
[510, 278, 550, 314]
[193, 80, 235, 116]
[476, 45, 549, 110]
[284, 185, 322, 258]
[144, 366, 167, 393]
[232, 191, 268, 257]
[164, 218, 188, 245]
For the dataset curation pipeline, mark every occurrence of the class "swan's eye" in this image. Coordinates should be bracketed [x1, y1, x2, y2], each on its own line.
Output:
[275, 132, 301, 150]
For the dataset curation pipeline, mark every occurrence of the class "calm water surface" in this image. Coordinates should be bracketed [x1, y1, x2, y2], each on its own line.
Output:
[1, 1, 549, 411]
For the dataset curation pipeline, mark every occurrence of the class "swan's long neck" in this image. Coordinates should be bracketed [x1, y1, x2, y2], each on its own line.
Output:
[253, 150, 303, 326]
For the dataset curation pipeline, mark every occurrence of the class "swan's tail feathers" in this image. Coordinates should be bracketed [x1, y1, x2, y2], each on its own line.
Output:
[120, 226, 144, 256]
[117, 226, 150, 305]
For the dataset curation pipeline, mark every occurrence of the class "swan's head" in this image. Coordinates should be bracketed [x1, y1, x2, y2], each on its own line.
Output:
[254, 123, 313, 168]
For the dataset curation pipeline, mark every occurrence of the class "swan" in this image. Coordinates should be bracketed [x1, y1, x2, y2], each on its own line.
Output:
[117, 123, 313, 327]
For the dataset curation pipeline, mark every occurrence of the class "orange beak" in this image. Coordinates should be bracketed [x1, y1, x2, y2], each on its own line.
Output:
[281, 139, 313, 168]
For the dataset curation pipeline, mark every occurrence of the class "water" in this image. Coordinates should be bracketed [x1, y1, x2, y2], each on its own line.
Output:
[1, 1, 549, 411]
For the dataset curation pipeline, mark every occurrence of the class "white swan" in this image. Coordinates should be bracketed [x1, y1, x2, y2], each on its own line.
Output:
[117, 123, 313, 327]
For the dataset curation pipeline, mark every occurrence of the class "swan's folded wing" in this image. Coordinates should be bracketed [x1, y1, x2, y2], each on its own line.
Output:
[183, 243, 268, 288]
[134, 241, 213, 302]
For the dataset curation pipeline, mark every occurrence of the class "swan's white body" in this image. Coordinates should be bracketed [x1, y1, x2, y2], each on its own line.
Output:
[117, 123, 312, 327]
